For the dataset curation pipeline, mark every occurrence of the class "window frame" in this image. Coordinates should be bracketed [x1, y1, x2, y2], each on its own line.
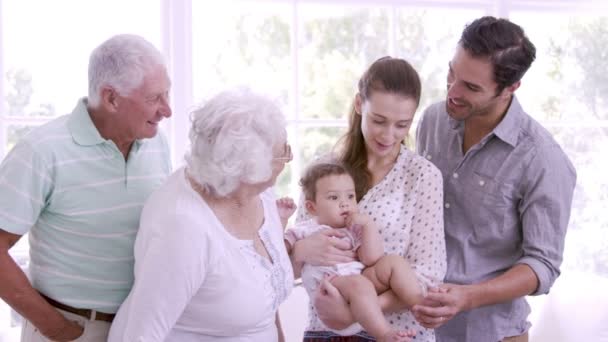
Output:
[0, 0, 607, 339]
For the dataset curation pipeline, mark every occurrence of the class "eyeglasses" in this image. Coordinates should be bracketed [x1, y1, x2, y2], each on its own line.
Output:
[273, 143, 293, 162]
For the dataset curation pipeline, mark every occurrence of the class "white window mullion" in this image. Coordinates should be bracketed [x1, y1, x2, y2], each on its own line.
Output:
[290, 0, 302, 195]
[492, 0, 508, 17]
[162, 0, 193, 168]
[388, 4, 396, 57]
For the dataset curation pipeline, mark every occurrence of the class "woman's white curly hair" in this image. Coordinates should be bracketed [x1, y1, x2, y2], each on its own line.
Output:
[186, 88, 286, 197]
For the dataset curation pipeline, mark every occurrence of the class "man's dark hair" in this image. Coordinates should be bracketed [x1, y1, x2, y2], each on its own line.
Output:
[460, 16, 536, 94]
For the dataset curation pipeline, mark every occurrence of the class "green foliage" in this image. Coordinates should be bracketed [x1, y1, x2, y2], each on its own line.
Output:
[305, 8, 389, 62]
[568, 17, 608, 120]
[5, 68, 55, 118]
[537, 18, 608, 276]
[4, 68, 56, 151]
[299, 126, 346, 165]
[542, 18, 608, 121]
[300, 8, 391, 120]
[6, 68, 33, 116]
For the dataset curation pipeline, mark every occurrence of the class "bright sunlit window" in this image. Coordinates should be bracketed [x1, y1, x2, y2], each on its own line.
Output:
[1, 1, 606, 341]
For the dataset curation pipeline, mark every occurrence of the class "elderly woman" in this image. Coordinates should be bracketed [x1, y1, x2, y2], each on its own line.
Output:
[108, 89, 294, 342]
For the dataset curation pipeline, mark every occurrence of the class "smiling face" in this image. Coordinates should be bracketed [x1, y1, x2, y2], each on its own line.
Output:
[115, 64, 172, 140]
[306, 174, 357, 229]
[445, 45, 515, 122]
[356, 91, 417, 159]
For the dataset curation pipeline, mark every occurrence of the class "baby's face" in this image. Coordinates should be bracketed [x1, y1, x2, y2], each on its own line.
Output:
[310, 174, 357, 228]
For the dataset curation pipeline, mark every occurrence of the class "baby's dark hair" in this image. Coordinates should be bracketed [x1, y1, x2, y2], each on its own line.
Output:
[299, 161, 354, 201]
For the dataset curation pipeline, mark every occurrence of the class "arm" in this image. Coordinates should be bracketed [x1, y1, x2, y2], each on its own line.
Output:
[345, 213, 383, 266]
[413, 264, 538, 328]
[283, 226, 303, 277]
[0, 142, 83, 341]
[287, 227, 356, 278]
[380, 163, 446, 314]
[465, 264, 538, 308]
[414, 145, 577, 328]
[0, 229, 83, 341]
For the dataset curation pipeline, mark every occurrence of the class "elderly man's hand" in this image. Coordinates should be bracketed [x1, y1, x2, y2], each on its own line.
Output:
[45, 320, 84, 342]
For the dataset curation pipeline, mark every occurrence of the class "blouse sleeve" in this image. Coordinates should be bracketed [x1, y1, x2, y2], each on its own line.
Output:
[406, 161, 447, 290]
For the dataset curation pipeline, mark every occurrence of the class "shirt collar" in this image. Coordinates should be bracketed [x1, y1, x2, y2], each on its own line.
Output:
[67, 98, 106, 146]
[447, 96, 523, 148]
[492, 95, 523, 148]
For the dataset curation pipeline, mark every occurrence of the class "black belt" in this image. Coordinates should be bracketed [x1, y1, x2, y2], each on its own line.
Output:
[40, 293, 115, 322]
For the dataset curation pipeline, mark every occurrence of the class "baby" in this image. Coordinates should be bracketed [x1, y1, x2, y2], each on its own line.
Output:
[279, 162, 424, 342]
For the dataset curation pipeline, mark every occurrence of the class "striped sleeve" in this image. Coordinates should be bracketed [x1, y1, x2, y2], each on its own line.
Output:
[0, 140, 53, 235]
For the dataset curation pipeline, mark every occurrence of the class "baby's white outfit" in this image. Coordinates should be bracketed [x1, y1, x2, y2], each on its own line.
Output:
[285, 218, 364, 335]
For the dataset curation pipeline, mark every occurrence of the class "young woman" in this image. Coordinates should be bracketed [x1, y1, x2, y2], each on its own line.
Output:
[290, 57, 447, 342]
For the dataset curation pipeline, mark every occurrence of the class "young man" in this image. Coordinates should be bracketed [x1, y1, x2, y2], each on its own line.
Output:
[414, 16, 576, 342]
[0, 34, 172, 341]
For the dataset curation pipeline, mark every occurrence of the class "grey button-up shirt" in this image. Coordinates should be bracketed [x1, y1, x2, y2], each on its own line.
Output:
[416, 96, 576, 342]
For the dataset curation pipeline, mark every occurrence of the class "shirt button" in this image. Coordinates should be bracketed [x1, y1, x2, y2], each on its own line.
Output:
[453, 173, 459, 179]
[445, 202, 451, 209]
[426, 154, 432, 160]
[479, 180, 485, 186]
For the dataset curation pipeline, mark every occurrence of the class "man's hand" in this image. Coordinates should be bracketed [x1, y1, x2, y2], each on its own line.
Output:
[44, 319, 84, 342]
[314, 276, 354, 330]
[412, 284, 473, 329]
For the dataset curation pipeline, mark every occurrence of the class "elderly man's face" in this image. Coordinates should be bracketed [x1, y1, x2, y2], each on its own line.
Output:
[117, 64, 172, 140]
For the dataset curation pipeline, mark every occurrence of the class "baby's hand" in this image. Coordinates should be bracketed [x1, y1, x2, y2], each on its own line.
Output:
[344, 212, 370, 228]
[276, 197, 297, 220]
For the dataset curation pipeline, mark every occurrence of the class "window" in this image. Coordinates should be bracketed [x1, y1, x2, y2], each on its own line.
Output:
[0, 0, 161, 340]
[511, 9, 608, 277]
[508, 9, 608, 341]
[1, 1, 606, 341]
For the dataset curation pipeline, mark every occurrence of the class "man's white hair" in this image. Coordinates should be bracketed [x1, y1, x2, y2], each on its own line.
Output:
[186, 88, 286, 197]
[88, 34, 165, 107]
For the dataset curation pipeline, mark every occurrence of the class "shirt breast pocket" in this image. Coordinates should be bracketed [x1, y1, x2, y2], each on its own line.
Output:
[466, 173, 517, 241]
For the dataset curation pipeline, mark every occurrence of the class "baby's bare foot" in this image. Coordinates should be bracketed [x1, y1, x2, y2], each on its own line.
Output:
[378, 329, 417, 342]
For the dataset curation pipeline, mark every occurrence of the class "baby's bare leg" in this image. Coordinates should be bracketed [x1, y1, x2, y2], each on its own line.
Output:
[330, 275, 392, 339]
[362, 254, 424, 308]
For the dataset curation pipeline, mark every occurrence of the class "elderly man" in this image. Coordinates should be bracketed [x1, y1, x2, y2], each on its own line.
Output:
[0, 34, 172, 341]
[414, 16, 576, 342]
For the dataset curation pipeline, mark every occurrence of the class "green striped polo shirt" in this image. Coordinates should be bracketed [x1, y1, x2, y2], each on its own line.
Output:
[0, 98, 171, 313]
